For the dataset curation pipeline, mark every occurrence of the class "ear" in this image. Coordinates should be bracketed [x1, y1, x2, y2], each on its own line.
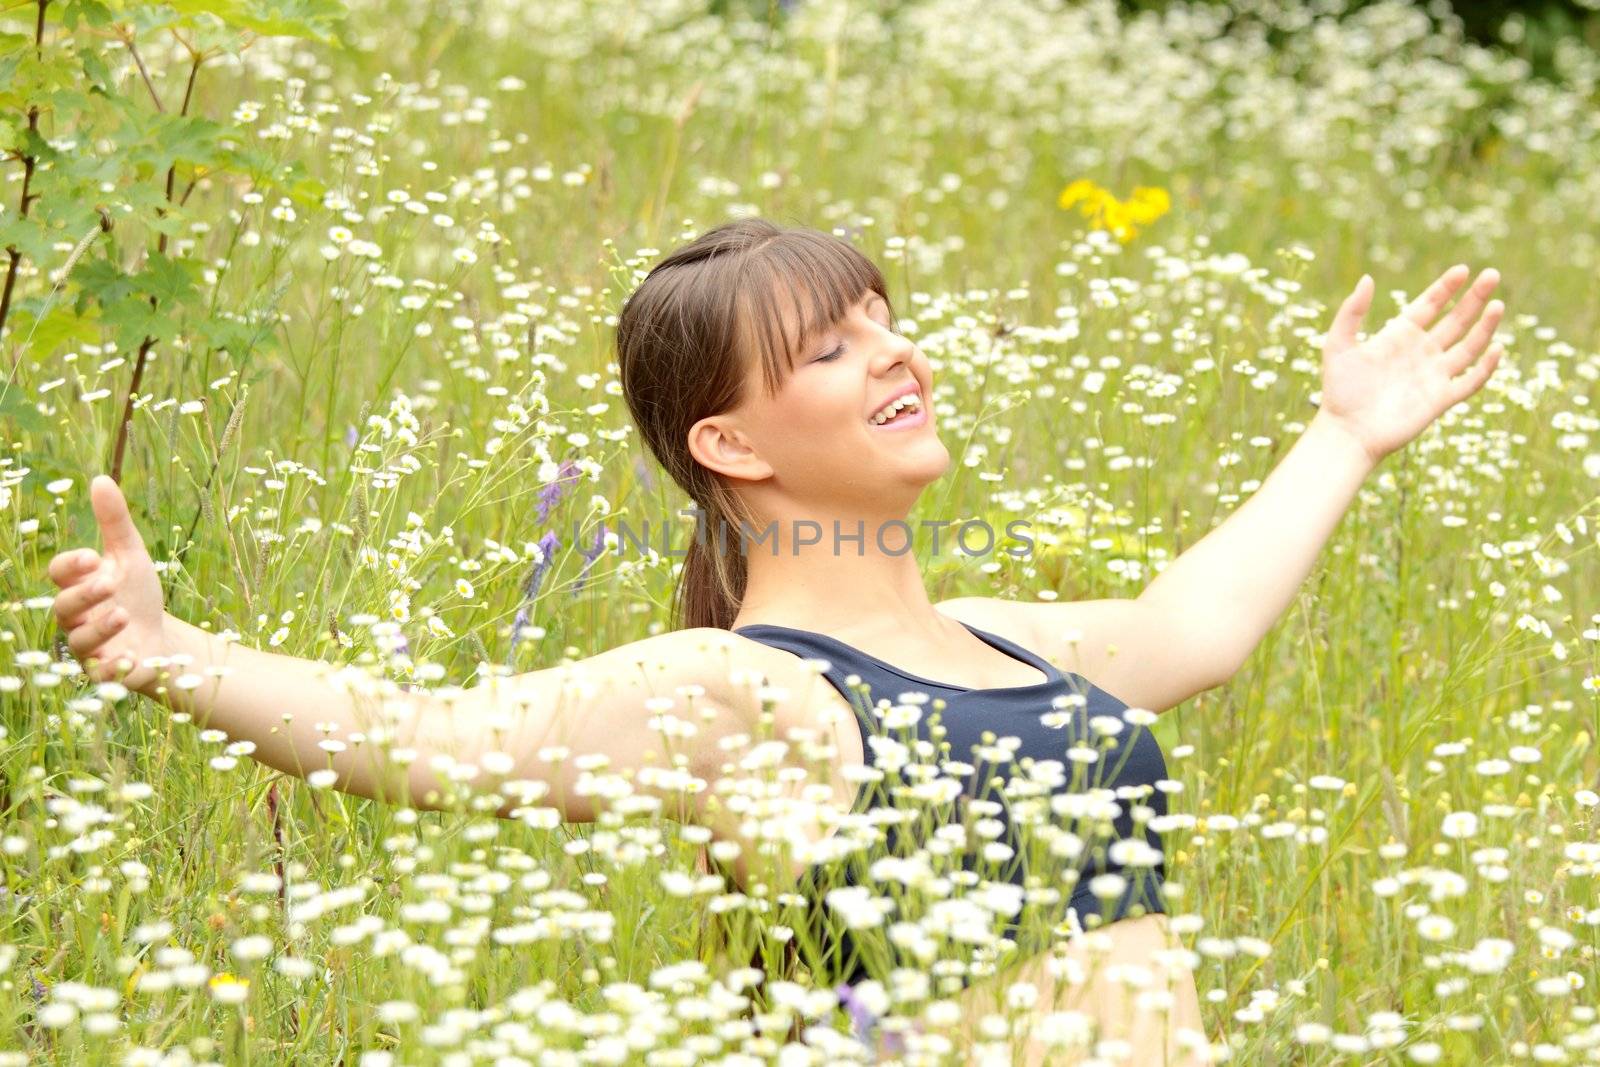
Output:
[687, 414, 772, 482]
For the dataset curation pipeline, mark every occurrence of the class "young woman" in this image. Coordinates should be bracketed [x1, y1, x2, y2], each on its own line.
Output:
[48, 218, 1504, 1064]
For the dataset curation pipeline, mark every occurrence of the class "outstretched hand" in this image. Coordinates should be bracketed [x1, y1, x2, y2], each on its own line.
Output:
[47, 475, 169, 690]
[1317, 265, 1506, 465]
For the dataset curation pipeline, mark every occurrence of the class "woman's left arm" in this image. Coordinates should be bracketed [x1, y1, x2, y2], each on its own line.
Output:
[1135, 264, 1505, 680]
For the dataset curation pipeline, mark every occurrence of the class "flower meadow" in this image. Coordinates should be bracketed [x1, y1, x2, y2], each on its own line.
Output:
[4, 0, 1600, 1063]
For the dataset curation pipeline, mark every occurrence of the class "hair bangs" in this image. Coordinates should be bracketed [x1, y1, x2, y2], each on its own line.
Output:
[733, 231, 889, 399]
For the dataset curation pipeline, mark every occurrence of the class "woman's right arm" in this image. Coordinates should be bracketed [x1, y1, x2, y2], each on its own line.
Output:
[152, 617, 764, 822]
[50, 476, 770, 823]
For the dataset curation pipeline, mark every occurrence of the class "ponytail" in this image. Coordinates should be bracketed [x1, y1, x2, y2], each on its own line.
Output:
[673, 494, 750, 631]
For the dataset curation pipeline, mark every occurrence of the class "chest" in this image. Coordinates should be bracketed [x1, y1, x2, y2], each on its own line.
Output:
[875, 651, 1051, 692]
[828, 634, 1053, 692]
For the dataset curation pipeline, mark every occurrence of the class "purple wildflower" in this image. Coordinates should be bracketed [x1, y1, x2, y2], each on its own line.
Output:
[835, 982, 877, 1046]
[344, 425, 358, 449]
[524, 530, 562, 598]
[509, 603, 531, 645]
[391, 630, 419, 692]
[835, 979, 909, 1056]
[510, 529, 562, 645]
[536, 459, 581, 524]
[570, 524, 610, 596]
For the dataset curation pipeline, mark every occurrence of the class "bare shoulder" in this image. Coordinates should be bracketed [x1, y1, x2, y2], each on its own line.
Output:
[935, 594, 1202, 713]
[441, 626, 856, 823]
[473, 626, 853, 726]
[552, 626, 857, 730]
[935, 593, 1149, 692]
[711, 628, 860, 737]
[498, 626, 743, 689]
[933, 595, 1055, 647]
[932, 593, 1131, 662]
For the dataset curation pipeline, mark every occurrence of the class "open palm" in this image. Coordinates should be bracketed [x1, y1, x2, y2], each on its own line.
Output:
[1318, 265, 1506, 465]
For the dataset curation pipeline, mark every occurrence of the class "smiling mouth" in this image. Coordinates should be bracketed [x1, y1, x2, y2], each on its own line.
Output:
[869, 392, 922, 425]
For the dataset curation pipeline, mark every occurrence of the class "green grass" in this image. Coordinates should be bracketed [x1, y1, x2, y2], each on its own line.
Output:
[3, 0, 1600, 1062]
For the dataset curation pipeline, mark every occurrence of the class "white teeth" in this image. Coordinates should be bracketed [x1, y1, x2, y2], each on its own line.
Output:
[870, 393, 920, 425]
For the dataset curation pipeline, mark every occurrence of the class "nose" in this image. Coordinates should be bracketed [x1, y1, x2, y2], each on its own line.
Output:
[868, 324, 917, 377]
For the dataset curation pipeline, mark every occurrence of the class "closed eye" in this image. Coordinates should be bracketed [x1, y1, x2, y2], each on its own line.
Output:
[809, 301, 898, 364]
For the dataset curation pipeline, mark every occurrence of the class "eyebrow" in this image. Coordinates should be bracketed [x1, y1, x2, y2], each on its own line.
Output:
[800, 293, 881, 344]
[847, 292, 888, 325]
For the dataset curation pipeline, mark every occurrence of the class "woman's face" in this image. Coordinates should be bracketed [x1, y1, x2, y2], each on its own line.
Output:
[694, 288, 951, 513]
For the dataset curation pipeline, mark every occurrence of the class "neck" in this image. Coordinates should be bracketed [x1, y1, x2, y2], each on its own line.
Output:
[728, 505, 954, 640]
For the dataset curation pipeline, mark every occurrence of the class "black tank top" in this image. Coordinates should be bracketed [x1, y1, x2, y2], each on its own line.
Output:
[733, 619, 1170, 990]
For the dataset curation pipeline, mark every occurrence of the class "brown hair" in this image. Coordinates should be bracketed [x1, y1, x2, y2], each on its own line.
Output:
[615, 217, 896, 631]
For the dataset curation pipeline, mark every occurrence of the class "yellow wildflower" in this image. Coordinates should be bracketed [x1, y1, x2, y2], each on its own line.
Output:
[1125, 186, 1171, 224]
[1057, 179, 1104, 212]
[1102, 199, 1132, 241]
[208, 973, 250, 1004]
[1056, 178, 1171, 243]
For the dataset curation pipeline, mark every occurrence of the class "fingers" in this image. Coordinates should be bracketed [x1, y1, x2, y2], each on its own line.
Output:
[1448, 341, 1505, 406]
[48, 547, 100, 588]
[1429, 268, 1501, 351]
[1442, 298, 1506, 377]
[66, 602, 130, 665]
[1399, 264, 1471, 330]
[54, 569, 116, 630]
[1325, 274, 1373, 353]
[90, 474, 147, 557]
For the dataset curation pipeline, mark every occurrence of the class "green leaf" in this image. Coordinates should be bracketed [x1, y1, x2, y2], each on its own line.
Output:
[275, 161, 329, 208]
[165, 0, 348, 46]
[134, 113, 230, 173]
[79, 50, 115, 93]
[13, 453, 81, 501]
[192, 313, 269, 356]
[44, 149, 126, 191]
[100, 293, 168, 352]
[74, 259, 139, 311]
[0, 390, 48, 436]
[60, 2, 116, 30]
[116, 4, 189, 36]
[139, 253, 201, 308]
[12, 123, 59, 165]
[0, 32, 34, 58]
[121, 183, 175, 216]
[7, 302, 102, 362]
[5, 47, 83, 100]
[0, 216, 59, 264]
[165, 0, 253, 21]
